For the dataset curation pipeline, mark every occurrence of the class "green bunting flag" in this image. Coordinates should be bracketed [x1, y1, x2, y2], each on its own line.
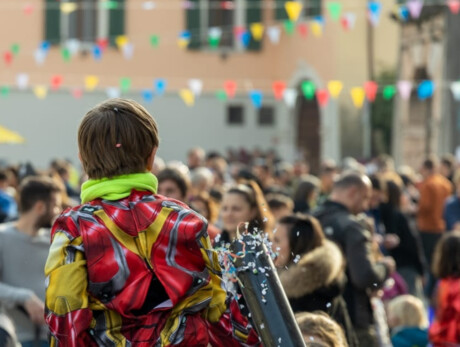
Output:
[383, 85, 396, 100]
[301, 81, 316, 100]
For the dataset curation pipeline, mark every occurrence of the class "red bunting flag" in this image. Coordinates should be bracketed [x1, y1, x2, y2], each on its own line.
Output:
[448, 0, 460, 14]
[51, 75, 63, 90]
[364, 81, 378, 102]
[297, 23, 308, 37]
[96, 38, 109, 51]
[316, 89, 329, 107]
[224, 80, 237, 99]
[3, 52, 12, 65]
[340, 17, 349, 30]
[71, 88, 83, 99]
[23, 3, 34, 15]
[272, 81, 287, 100]
[233, 26, 245, 39]
[220, 1, 234, 10]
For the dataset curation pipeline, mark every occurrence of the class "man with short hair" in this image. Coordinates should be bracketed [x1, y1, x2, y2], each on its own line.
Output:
[0, 170, 17, 223]
[313, 172, 395, 347]
[0, 176, 62, 347]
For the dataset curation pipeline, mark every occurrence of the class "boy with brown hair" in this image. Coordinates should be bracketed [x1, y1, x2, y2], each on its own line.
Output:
[44, 99, 259, 346]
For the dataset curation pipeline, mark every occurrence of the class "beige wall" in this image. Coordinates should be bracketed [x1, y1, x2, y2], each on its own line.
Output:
[0, 0, 398, 93]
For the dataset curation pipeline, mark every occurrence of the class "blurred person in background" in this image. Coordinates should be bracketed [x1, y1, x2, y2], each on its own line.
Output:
[387, 295, 429, 347]
[296, 311, 349, 347]
[0, 176, 61, 347]
[416, 157, 452, 298]
[274, 214, 357, 346]
[293, 175, 321, 214]
[217, 180, 272, 246]
[189, 167, 214, 197]
[188, 192, 220, 244]
[443, 172, 460, 231]
[314, 172, 395, 347]
[317, 160, 338, 206]
[0, 170, 18, 223]
[187, 147, 205, 171]
[157, 167, 190, 203]
[439, 153, 456, 185]
[266, 193, 294, 221]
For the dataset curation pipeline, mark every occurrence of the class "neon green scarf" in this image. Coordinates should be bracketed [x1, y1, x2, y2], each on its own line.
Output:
[80, 172, 158, 203]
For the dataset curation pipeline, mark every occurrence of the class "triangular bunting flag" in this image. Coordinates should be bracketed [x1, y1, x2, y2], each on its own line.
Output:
[451, 81, 460, 101]
[224, 80, 237, 99]
[301, 81, 316, 100]
[283, 88, 298, 108]
[272, 81, 287, 100]
[71, 88, 83, 99]
[284, 20, 296, 35]
[285, 1, 303, 21]
[155, 79, 167, 95]
[267, 26, 281, 44]
[328, 80, 343, 98]
[397, 80, 412, 100]
[417, 80, 434, 100]
[85, 75, 99, 91]
[250, 23, 264, 41]
[364, 81, 378, 102]
[382, 85, 396, 100]
[250, 90, 263, 109]
[297, 23, 308, 37]
[106, 87, 121, 99]
[316, 89, 329, 107]
[33, 86, 48, 100]
[16, 73, 29, 90]
[341, 12, 356, 31]
[368, 1, 382, 26]
[327, 2, 342, 21]
[180, 89, 195, 107]
[188, 79, 203, 96]
[311, 21, 323, 37]
[350, 87, 366, 108]
[142, 89, 154, 102]
[407, 0, 423, 19]
[447, 0, 460, 14]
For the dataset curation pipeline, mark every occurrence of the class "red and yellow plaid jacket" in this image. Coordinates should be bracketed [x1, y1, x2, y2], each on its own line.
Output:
[44, 190, 259, 346]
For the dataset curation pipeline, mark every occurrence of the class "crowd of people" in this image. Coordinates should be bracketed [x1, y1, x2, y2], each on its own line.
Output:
[0, 100, 460, 346]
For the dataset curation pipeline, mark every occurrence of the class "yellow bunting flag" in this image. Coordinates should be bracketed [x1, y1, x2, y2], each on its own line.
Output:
[180, 89, 194, 107]
[285, 1, 303, 21]
[33, 86, 48, 100]
[177, 38, 189, 49]
[350, 87, 365, 109]
[250, 23, 265, 41]
[85, 75, 99, 91]
[115, 35, 128, 49]
[311, 22, 323, 37]
[328, 80, 343, 98]
[60, 2, 77, 14]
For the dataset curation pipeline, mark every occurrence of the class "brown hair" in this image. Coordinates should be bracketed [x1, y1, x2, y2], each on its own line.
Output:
[189, 192, 218, 224]
[227, 180, 274, 235]
[78, 98, 159, 179]
[278, 214, 325, 263]
[432, 231, 460, 278]
[296, 311, 348, 347]
[19, 176, 61, 213]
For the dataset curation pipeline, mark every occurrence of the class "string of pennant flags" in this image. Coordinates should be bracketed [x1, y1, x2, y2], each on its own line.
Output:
[3, 74, 460, 109]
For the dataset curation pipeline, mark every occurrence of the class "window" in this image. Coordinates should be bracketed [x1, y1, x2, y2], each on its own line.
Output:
[45, 0, 124, 46]
[227, 105, 245, 125]
[258, 106, 275, 126]
[275, 0, 323, 20]
[186, 0, 262, 52]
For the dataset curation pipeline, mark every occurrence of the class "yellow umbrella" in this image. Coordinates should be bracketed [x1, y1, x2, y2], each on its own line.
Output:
[0, 125, 25, 144]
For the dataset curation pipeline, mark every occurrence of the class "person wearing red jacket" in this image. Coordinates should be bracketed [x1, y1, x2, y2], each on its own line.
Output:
[44, 98, 259, 347]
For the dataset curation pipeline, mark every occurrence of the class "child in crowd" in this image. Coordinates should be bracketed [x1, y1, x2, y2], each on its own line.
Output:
[387, 295, 428, 347]
[44, 99, 259, 346]
[429, 231, 460, 346]
[295, 311, 349, 347]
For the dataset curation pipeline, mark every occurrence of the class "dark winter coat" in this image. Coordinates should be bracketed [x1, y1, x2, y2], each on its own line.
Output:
[279, 240, 358, 347]
[313, 201, 390, 330]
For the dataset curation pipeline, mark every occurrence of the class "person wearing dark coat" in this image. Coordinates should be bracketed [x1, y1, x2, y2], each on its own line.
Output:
[273, 214, 358, 347]
[313, 172, 395, 347]
[379, 179, 426, 298]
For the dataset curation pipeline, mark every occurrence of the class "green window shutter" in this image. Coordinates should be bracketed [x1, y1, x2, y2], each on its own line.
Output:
[45, 0, 61, 45]
[275, 0, 289, 20]
[307, 0, 322, 17]
[109, 0, 125, 46]
[186, 0, 201, 50]
[246, 0, 262, 51]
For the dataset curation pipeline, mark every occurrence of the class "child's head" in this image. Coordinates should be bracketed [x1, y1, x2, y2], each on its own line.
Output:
[387, 295, 428, 329]
[432, 231, 460, 279]
[78, 98, 159, 179]
[295, 311, 348, 347]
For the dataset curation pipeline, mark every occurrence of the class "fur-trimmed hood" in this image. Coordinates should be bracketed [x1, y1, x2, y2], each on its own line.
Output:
[278, 240, 345, 299]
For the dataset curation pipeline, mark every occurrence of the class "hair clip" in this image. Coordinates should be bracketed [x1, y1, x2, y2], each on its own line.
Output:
[116, 143, 122, 148]
[114, 107, 119, 112]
